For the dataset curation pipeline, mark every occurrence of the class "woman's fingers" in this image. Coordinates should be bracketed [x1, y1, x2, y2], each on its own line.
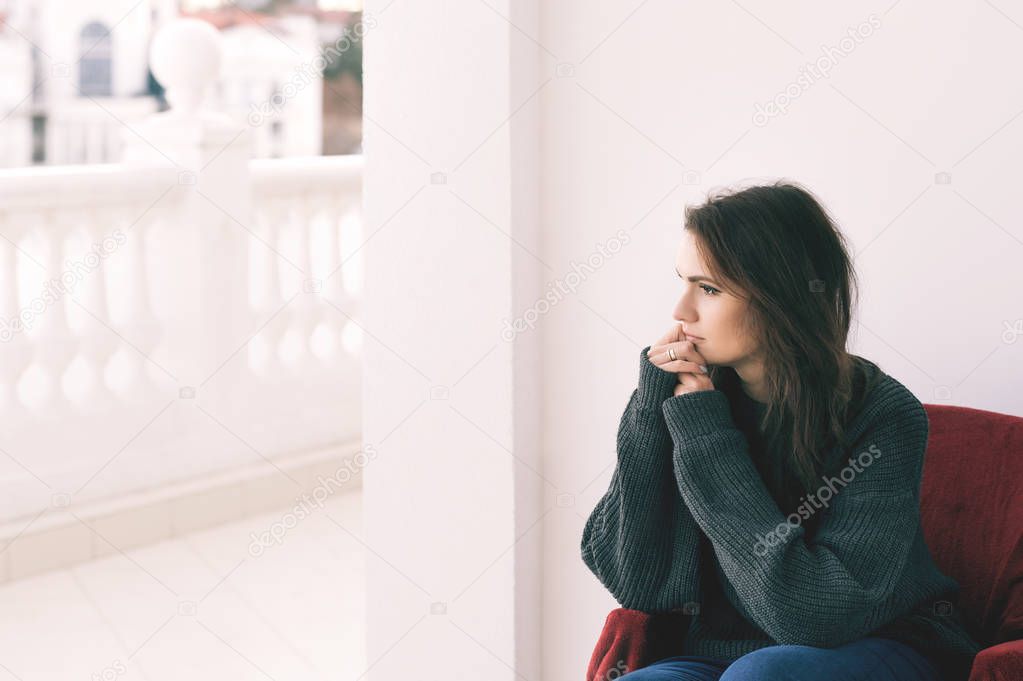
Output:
[654, 358, 708, 374]
[648, 340, 704, 365]
[648, 339, 708, 375]
[648, 339, 692, 357]
[674, 369, 715, 395]
[654, 324, 684, 347]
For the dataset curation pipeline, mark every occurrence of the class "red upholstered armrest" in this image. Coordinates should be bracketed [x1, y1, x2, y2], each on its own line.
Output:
[586, 608, 691, 681]
[969, 638, 1023, 681]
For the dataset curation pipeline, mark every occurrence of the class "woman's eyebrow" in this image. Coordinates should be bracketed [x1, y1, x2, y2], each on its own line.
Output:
[675, 267, 721, 286]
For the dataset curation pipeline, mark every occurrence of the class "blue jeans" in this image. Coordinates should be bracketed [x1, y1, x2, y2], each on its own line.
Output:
[616, 637, 942, 681]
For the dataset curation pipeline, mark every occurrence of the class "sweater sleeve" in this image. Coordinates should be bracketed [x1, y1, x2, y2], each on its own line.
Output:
[580, 345, 704, 613]
[660, 383, 928, 646]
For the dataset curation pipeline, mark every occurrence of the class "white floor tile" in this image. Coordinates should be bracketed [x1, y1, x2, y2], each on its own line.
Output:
[0, 492, 366, 681]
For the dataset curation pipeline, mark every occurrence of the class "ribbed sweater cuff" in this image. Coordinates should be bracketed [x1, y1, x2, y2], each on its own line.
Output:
[637, 345, 680, 409]
[660, 389, 734, 437]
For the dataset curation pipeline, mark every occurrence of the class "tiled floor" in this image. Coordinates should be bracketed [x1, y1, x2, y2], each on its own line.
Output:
[0, 492, 366, 680]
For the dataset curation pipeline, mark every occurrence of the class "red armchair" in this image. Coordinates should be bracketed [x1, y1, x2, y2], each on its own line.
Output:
[586, 403, 1023, 681]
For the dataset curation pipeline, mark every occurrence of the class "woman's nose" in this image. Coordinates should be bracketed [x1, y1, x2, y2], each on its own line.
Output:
[673, 297, 693, 323]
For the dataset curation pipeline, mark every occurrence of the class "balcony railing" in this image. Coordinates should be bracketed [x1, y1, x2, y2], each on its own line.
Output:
[0, 18, 363, 566]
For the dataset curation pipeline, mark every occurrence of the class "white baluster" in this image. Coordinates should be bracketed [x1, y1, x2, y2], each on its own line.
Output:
[336, 191, 363, 358]
[0, 213, 33, 418]
[31, 210, 76, 417]
[254, 199, 291, 375]
[294, 194, 318, 370]
[319, 194, 350, 367]
[76, 209, 124, 414]
[117, 201, 163, 404]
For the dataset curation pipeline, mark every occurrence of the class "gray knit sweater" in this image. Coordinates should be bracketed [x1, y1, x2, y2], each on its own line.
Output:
[581, 345, 982, 681]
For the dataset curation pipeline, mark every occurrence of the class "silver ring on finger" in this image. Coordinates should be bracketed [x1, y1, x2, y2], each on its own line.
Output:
[667, 347, 677, 362]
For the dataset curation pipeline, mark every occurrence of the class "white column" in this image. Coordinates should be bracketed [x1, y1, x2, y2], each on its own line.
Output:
[362, 1, 543, 679]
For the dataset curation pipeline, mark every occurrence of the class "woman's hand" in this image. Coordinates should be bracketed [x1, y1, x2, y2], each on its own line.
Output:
[647, 324, 715, 397]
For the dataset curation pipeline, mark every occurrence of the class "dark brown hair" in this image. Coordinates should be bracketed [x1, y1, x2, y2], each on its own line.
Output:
[683, 180, 879, 522]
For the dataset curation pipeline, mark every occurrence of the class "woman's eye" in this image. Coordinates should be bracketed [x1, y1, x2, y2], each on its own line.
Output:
[700, 284, 719, 296]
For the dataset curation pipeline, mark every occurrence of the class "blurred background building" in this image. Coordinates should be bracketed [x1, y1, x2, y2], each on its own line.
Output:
[0, 0, 364, 167]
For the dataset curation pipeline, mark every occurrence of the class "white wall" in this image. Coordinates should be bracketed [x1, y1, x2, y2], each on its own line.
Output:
[364, 1, 1023, 679]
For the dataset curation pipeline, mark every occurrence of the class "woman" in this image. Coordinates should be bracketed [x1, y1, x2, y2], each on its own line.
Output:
[580, 181, 981, 681]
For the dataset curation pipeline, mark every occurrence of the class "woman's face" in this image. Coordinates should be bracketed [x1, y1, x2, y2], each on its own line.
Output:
[672, 230, 758, 369]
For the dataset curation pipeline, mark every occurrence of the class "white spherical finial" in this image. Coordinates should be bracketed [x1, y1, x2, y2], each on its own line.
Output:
[150, 18, 223, 115]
